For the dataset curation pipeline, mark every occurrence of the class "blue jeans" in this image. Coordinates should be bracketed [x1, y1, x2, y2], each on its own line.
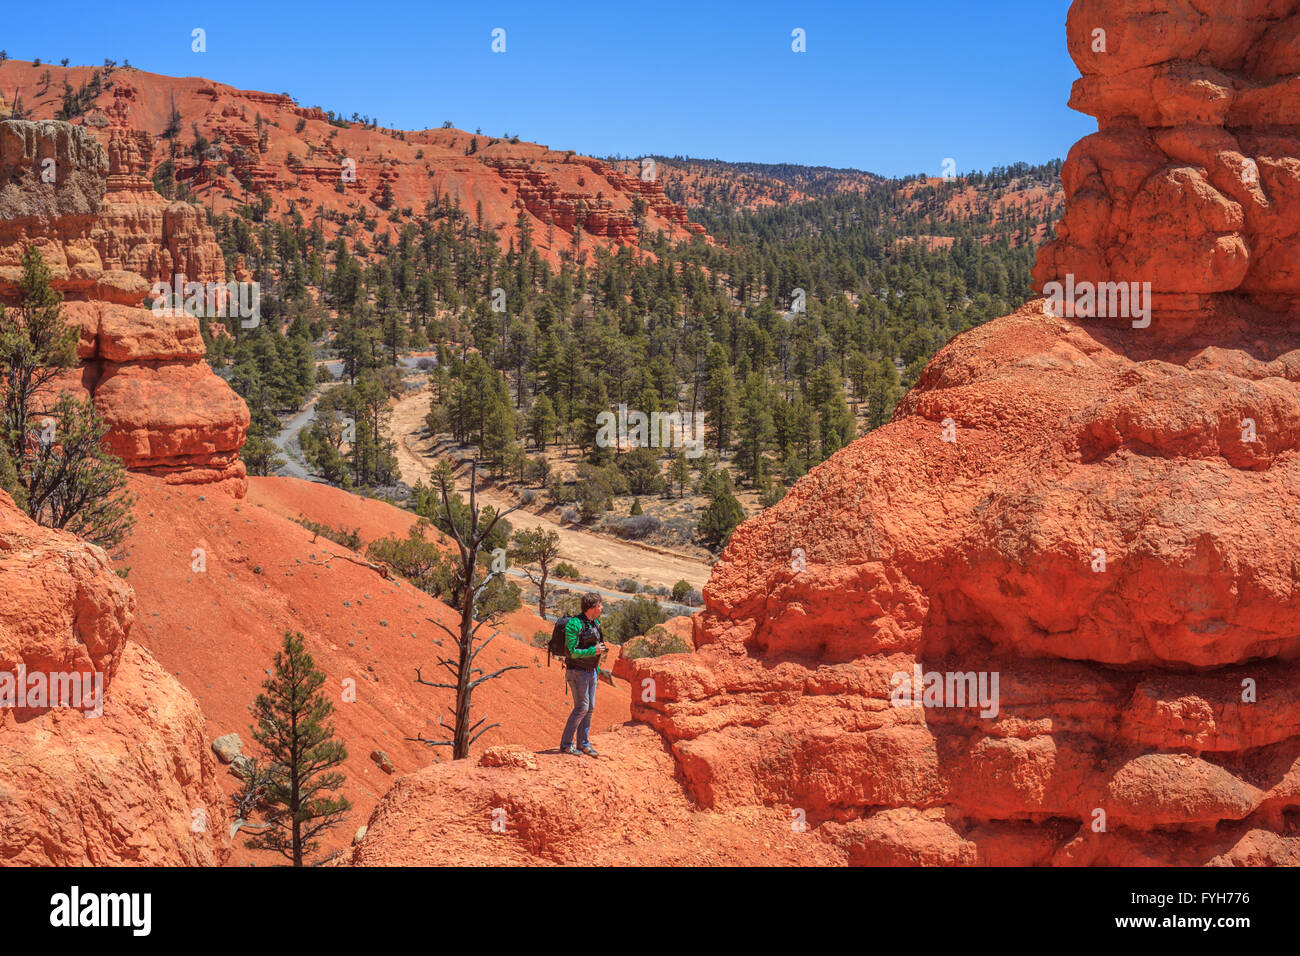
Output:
[562, 667, 597, 749]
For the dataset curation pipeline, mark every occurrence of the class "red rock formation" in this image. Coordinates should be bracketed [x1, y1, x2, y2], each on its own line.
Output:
[96, 122, 225, 289]
[1034, 0, 1300, 316]
[0, 119, 250, 493]
[0, 490, 230, 865]
[348, 2, 1300, 867]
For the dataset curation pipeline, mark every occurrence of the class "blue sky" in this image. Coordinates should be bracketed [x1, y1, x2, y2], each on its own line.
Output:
[4, 0, 1094, 178]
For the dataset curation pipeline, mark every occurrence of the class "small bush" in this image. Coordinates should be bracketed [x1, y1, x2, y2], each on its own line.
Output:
[553, 561, 579, 579]
[561, 506, 581, 524]
[622, 626, 692, 661]
[601, 594, 668, 644]
[615, 577, 640, 594]
[610, 513, 660, 539]
[518, 488, 537, 507]
[671, 579, 692, 602]
[295, 516, 361, 551]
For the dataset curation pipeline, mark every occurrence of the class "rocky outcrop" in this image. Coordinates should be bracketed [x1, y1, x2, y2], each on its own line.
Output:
[1034, 0, 1300, 317]
[0, 119, 249, 493]
[96, 121, 225, 289]
[0, 490, 230, 865]
[620, 0, 1300, 866]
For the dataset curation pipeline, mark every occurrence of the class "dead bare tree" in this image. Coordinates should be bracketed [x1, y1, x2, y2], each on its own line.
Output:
[412, 458, 527, 759]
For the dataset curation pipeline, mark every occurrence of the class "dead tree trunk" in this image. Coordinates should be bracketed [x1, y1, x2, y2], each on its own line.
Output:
[412, 458, 527, 759]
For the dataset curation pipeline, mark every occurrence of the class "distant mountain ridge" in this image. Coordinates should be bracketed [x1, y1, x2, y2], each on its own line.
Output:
[0, 58, 706, 265]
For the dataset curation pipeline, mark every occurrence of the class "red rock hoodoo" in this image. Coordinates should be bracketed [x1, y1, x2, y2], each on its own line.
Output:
[354, 0, 1300, 867]
[1034, 0, 1300, 315]
[0, 489, 230, 864]
[0, 119, 249, 493]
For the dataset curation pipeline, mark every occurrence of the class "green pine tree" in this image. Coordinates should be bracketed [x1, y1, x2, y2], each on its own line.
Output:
[248, 631, 351, 867]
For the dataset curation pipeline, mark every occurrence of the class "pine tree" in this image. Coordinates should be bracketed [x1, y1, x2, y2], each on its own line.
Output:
[736, 373, 774, 487]
[249, 631, 351, 866]
[527, 393, 557, 451]
[508, 526, 562, 617]
[0, 247, 134, 548]
[703, 343, 739, 456]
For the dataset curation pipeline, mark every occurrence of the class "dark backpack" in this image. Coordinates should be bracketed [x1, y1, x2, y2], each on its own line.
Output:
[547, 616, 575, 666]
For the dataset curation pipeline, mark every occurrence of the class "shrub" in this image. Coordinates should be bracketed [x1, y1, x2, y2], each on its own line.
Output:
[295, 516, 361, 551]
[699, 489, 745, 549]
[601, 595, 668, 644]
[553, 561, 579, 579]
[615, 577, 640, 594]
[610, 513, 660, 539]
[365, 521, 453, 598]
[760, 482, 788, 508]
[671, 579, 692, 602]
[561, 506, 581, 524]
[622, 626, 692, 661]
[518, 487, 537, 507]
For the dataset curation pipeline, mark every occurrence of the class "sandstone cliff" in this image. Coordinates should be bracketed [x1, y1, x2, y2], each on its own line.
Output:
[0, 490, 229, 865]
[0, 119, 249, 493]
[0, 63, 706, 266]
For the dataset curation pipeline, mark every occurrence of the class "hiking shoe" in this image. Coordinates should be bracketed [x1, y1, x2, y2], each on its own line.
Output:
[579, 745, 600, 758]
[560, 745, 581, 756]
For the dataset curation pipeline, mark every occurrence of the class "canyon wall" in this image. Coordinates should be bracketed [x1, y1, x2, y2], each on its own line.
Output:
[1, 64, 708, 266]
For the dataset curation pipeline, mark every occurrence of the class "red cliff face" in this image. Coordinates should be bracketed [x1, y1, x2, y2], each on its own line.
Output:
[0, 119, 250, 494]
[1, 63, 708, 266]
[0, 490, 230, 865]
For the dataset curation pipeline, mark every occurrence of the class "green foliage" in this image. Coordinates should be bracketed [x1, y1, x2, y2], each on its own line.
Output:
[365, 521, 454, 598]
[295, 516, 362, 550]
[623, 625, 693, 661]
[248, 631, 351, 866]
[0, 247, 133, 548]
[601, 594, 670, 645]
[698, 488, 745, 549]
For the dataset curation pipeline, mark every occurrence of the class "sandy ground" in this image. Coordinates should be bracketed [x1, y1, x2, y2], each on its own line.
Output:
[387, 387, 712, 592]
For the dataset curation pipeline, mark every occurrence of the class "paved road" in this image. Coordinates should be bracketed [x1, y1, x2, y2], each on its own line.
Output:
[272, 396, 321, 481]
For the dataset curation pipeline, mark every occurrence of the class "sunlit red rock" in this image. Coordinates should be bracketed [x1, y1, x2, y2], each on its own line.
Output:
[0, 491, 229, 865]
[0, 119, 249, 494]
